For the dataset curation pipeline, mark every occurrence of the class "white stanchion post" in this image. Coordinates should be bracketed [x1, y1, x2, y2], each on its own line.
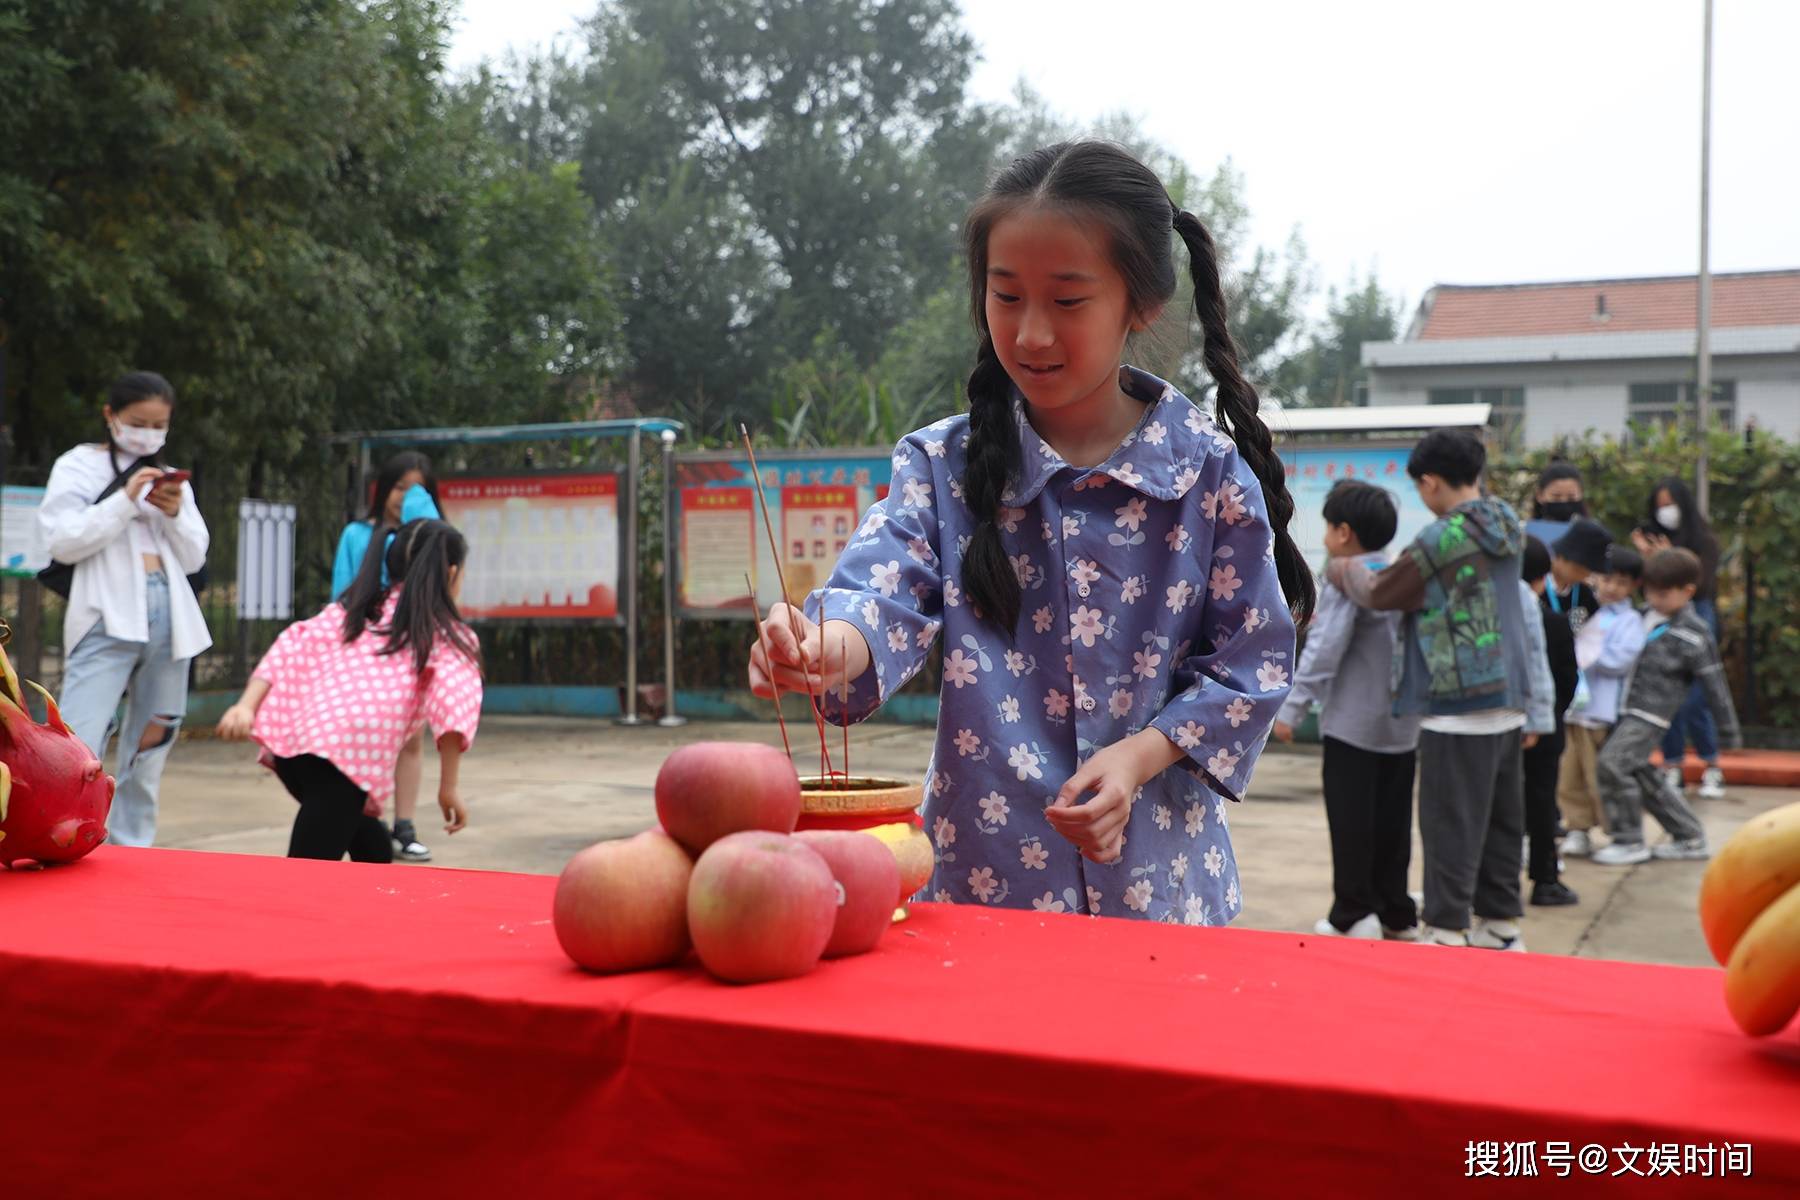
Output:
[657, 428, 686, 728]
[617, 426, 645, 726]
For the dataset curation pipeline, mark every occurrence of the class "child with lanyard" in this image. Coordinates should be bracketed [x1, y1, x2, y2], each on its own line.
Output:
[749, 142, 1311, 923]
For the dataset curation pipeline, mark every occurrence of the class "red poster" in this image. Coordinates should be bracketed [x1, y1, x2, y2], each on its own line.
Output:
[679, 487, 755, 610]
[437, 474, 620, 620]
[779, 486, 858, 605]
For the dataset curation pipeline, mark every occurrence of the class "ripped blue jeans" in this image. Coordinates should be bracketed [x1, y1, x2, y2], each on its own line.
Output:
[57, 572, 190, 847]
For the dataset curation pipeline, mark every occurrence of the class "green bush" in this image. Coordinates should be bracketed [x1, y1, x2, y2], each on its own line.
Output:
[1493, 424, 1800, 735]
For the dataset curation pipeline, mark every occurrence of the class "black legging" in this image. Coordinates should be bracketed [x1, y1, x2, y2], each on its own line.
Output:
[1523, 729, 1566, 884]
[272, 754, 394, 863]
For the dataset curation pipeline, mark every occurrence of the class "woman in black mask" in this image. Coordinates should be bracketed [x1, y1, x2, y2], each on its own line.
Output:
[1526, 461, 1597, 625]
[1532, 462, 1588, 523]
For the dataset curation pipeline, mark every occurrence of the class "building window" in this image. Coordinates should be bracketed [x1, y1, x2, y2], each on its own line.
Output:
[1428, 386, 1526, 450]
[1627, 381, 1736, 437]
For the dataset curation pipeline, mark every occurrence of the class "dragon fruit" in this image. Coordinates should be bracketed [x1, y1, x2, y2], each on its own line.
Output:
[0, 623, 114, 867]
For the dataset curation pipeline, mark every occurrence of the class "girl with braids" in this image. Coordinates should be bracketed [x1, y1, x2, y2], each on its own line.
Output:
[749, 142, 1310, 924]
[219, 520, 484, 863]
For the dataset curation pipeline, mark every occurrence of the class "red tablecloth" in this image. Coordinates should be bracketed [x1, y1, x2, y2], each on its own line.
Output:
[4, 846, 1797, 1197]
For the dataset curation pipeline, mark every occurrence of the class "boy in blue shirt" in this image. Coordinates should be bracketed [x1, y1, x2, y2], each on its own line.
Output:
[1558, 546, 1647, 858]
[1275, 481, 1422, 940]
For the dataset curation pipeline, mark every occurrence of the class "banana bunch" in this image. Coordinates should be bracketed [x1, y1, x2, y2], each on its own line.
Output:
[1700, 801, 1800, 1036]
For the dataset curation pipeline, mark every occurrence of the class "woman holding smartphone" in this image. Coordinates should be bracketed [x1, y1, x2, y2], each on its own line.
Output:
[39, 371, 212, 847]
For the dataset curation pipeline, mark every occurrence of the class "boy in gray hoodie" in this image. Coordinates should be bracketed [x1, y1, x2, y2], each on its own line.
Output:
[1328, 431, 1555, 952]
[1591, 547, 1742, 865]
[1276, 481, 1422, 941]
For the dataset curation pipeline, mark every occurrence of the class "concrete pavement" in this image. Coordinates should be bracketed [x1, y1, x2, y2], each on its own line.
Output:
[149, 717, 1794, 968]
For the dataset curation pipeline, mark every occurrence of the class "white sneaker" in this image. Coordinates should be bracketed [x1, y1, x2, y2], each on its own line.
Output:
[1470, 918, 1526, 952]
[1592, 841, 1652, 866]
[1662, 765, 1685, 795]
[1560, 829, 1593, 858]
[1382, 923, 1422, 942]
[1313, 913, 1383, 939]
[1421, 925, 1469, 947]
[1651, 838, 1711, 861]
[1698, 767, 1726, 800]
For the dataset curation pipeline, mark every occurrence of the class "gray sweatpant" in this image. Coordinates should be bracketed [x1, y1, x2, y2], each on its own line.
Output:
[1417, 728, 1524, 931]
[1596, 715, 1705, 845]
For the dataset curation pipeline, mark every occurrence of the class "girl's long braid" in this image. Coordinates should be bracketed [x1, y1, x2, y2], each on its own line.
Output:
[959, 334, 1024, 632]
[1174, 210, 1316, 627]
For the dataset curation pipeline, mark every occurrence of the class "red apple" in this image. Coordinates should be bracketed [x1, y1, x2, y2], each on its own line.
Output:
[655, 741, 801, 855]
[687, 831, 836, 983]
[794, 830, 901, 957]
[553, 830, 693, 973]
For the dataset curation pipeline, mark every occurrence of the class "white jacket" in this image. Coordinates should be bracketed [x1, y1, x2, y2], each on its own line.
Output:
[39, 444, 214, 662]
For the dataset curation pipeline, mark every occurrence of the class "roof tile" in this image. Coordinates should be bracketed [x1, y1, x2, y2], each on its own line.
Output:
[1414, 269, 1800, 340]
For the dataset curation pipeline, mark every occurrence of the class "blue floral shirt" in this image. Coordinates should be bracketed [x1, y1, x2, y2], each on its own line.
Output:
[808, 367, 1297, 926]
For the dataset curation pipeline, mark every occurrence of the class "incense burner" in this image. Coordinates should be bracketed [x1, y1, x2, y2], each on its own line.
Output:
[797, 775, 930, 919]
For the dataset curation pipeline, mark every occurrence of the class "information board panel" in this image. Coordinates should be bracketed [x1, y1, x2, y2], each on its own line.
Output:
[438, 473, 621, 621]
[673, 450, 892, 618]
[1, 486, 48, 577]
[1281, 446, 1433, 573]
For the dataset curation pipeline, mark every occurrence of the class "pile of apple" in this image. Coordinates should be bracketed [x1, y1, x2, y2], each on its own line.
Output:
[552, 742, 901, 984]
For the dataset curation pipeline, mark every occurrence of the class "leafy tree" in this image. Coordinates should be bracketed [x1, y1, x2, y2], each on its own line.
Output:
[1, 1, 613, 505]
[1274, 271, 1402, 407]
[541, 0, 987, 434]
[1, 0, 618, 616]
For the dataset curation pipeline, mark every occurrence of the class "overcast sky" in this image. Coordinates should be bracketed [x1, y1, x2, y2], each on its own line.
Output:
[448, 0, 1800, 319]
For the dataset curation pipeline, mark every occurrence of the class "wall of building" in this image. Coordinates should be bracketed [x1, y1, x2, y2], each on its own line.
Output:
[1741, 378, 1800, 439]
[1367, 352, 1800, 446]
[1521, 383, 1629, 446]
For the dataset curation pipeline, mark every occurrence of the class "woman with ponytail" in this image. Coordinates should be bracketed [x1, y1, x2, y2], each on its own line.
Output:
[749, 141, 1307, 925]
[41, 370, 211, 847]
[218, 519, 484, 864]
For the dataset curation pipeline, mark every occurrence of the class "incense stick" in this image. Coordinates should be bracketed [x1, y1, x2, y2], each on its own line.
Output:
[747, 572, 793, 761]
[840, 628, 851, 790]
[740, 425, 835, 784]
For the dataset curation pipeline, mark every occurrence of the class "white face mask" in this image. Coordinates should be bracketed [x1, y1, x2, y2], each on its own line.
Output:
[112, 422, 167, 458]
[1656, 504, 1682, 532]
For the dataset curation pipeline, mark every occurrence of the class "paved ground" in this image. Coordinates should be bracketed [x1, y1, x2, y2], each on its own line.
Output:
[151, 717, 1795, 968]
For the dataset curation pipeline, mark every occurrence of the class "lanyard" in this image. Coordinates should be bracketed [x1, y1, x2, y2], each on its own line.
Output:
[1645, 623, 1671, 644]
[1547, 586, 1563, 614]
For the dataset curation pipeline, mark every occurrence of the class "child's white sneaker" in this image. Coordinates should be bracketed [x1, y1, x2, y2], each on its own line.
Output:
[1560, 829, 1593, 858]
[1661, 765, 1685, 795]
[1421, 925, 1469, 947]
[1592, 841, 1652, 866]
[1382, 922, 1422, 942]
[1698, 767, 1727, 800]
[1313, 913, 1382, 939]
[1469, 918, 1527, 953]
[1652, 837, 1711, 861]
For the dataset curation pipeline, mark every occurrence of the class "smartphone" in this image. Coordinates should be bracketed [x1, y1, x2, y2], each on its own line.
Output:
[157, 469, 191, 487]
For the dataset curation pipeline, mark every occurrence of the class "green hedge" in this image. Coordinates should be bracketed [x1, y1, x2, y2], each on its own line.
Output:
[1492, 423, 1800, 736]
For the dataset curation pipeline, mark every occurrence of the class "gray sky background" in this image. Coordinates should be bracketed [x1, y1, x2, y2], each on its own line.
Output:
[449, 0, 1800, 320]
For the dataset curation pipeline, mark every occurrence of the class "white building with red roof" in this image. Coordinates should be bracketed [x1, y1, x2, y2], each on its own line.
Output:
[1361, 269, 1800, 448]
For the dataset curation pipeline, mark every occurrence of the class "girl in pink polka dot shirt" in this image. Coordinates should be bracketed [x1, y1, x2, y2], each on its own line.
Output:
[220, 519, 483, 863]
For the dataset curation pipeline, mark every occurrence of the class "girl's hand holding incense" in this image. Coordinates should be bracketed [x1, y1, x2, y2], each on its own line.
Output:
[748, 604, 869, 699]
